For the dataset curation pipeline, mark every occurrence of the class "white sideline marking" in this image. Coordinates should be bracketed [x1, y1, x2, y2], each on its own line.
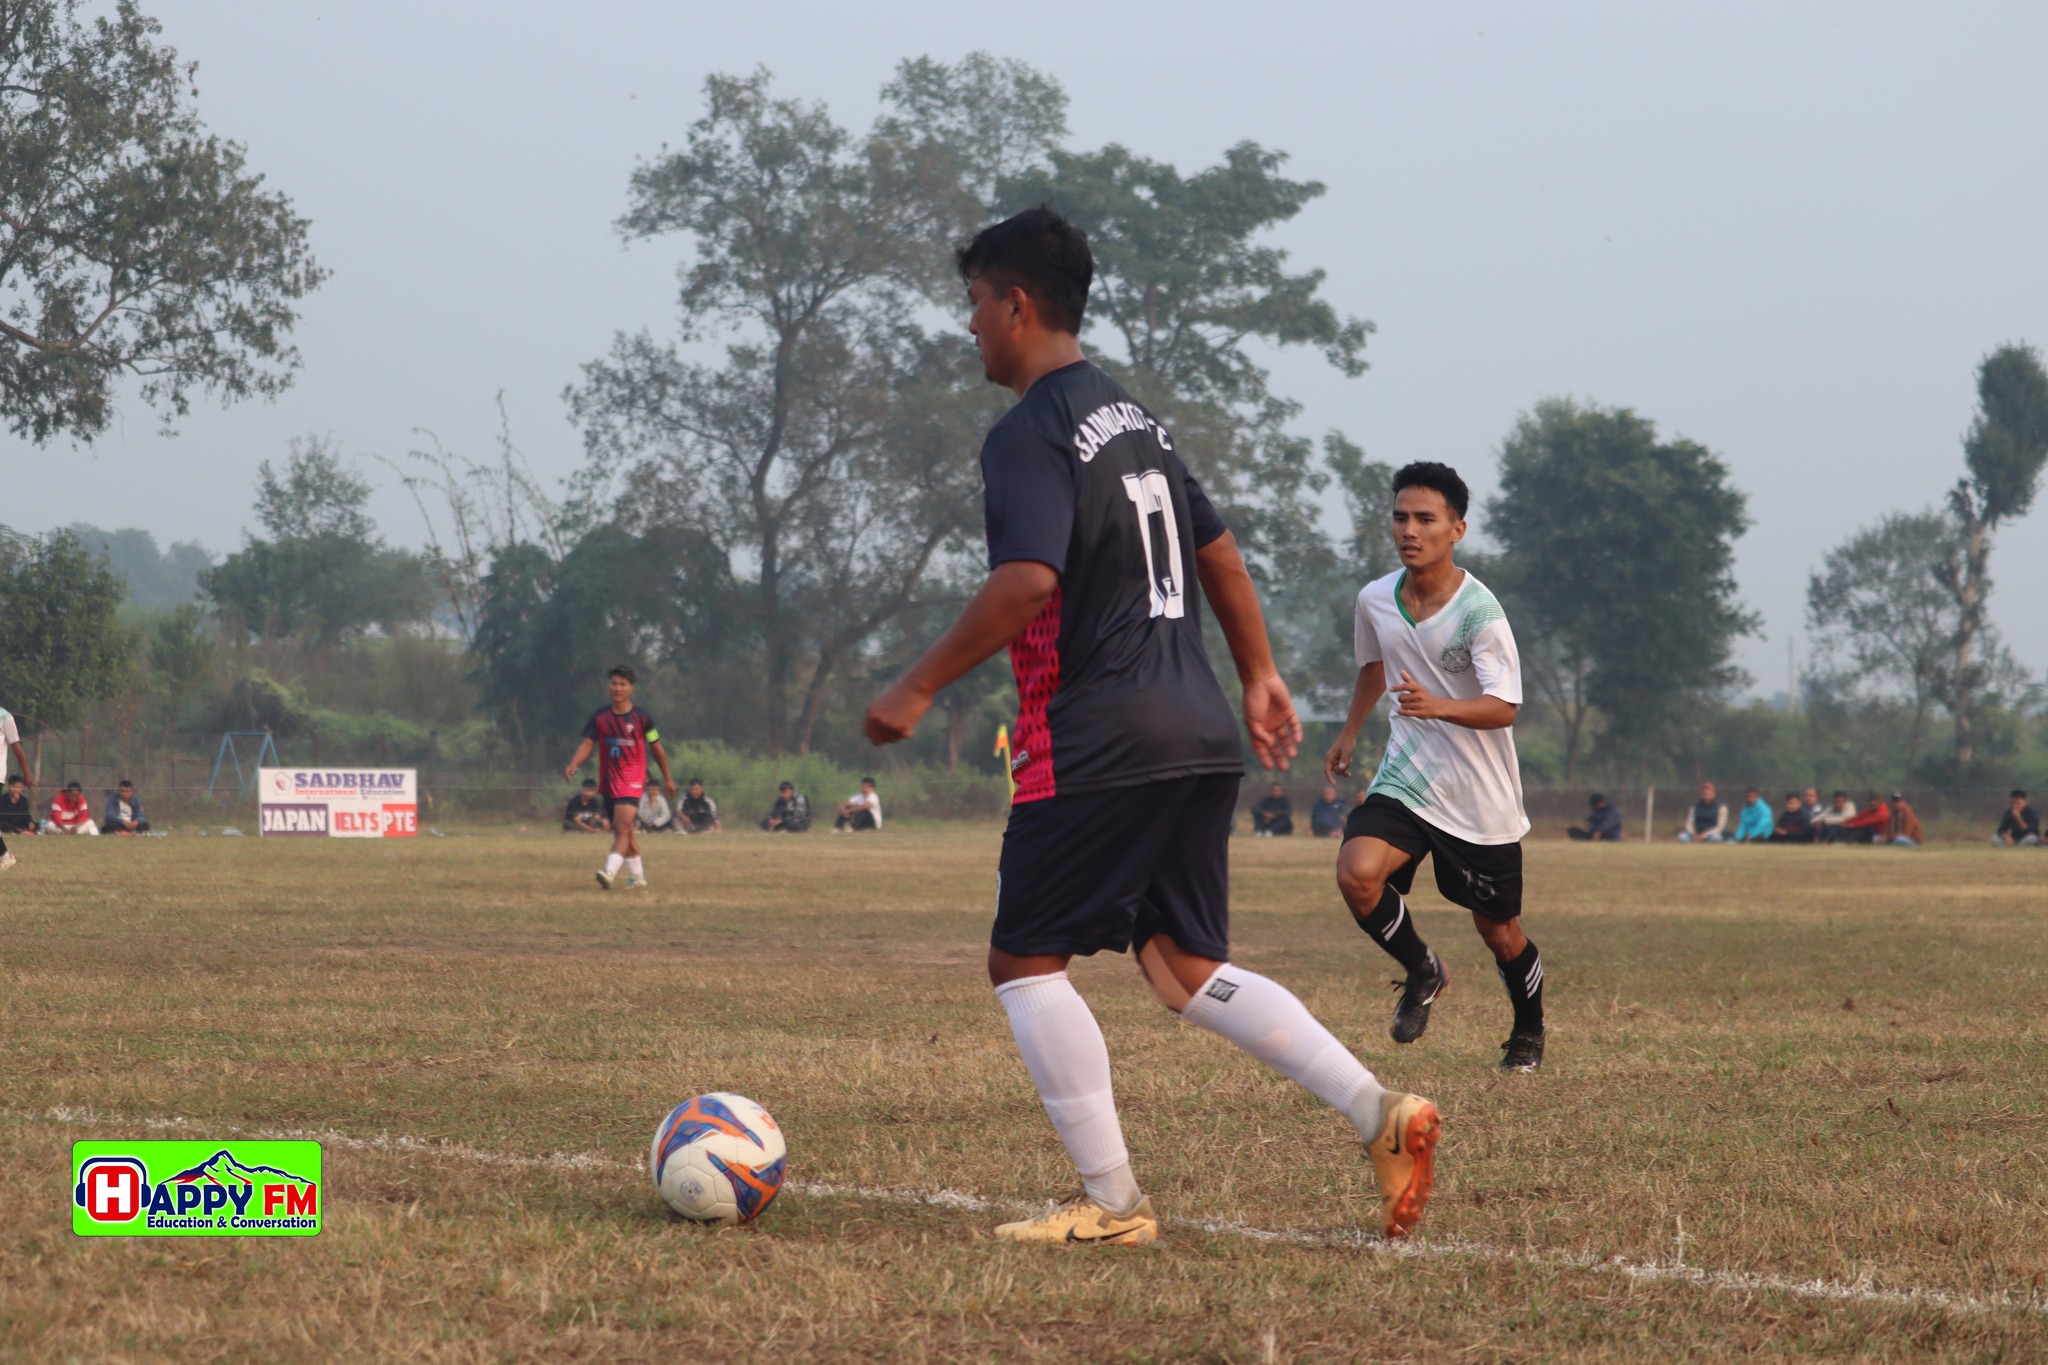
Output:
[24, 1105, 2046, 1320]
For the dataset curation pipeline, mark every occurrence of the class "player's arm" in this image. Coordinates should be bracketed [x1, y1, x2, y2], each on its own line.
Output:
[7, 740, 27, 787]
[864, 561, 1058, 744]
[649, 739, 676, 800]
[563, 737, 595, 783]
[1388, 671, 1518, 729]
[1325, 662, 1387, 783]
[1194, 531, 1301, 772]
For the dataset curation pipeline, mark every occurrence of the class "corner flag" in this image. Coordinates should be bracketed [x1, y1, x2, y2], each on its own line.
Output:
[993, 724, 1014, 801]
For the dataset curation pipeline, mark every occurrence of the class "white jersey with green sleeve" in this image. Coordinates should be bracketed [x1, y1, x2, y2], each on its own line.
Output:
[1353, 568, 1529, 845]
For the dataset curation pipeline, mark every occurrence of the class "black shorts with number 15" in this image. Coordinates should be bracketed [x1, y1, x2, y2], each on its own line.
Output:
[1344, 793, 1524, 922]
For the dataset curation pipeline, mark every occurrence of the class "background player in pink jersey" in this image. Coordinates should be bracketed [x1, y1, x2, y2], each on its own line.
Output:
[563, 665, 675, 889]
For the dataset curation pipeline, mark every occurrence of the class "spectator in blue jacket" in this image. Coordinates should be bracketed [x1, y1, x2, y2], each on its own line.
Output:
[103, 779, 150, 835]
[1732, 787, 1774, 842]
[1568, 792, 1623, 841]
[1308, 785, 1347, 838]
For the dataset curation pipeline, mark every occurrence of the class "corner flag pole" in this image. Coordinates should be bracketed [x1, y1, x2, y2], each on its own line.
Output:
[994, 724, 1014, 801]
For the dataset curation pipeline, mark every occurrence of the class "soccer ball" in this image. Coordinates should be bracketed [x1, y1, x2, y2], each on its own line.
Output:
[650, 1093, 787, 1225]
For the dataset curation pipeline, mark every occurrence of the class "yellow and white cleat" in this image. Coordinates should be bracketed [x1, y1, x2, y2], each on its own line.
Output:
[1367, 1092, 1441, 1239]
[994, 1193, 1159, 1247]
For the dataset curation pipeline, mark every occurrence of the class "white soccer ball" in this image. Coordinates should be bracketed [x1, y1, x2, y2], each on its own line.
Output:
[650, 1093, 787, 1225]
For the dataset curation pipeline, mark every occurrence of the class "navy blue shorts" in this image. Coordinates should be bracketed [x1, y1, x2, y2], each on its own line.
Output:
[993, 773, 1238, 961]
[602, 795, 639, 823]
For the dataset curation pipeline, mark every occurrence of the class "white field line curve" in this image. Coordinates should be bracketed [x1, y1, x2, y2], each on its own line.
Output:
[22, 1105, 2047, 1321]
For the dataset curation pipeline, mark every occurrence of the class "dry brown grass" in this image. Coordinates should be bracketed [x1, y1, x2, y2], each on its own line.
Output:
[2, 827, 2046, 1361]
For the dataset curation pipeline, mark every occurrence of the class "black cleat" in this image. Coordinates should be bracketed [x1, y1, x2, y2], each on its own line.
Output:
[1389, 948, 1447, 1044]
[1499, 1029, 1545, 1072]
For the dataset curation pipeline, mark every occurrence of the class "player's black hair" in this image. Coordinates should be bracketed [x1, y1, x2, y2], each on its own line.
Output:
[1391, 461, 1470, 519]
[688, 777, 704, 786]
[581, 778, 597, 788]
[955, 205, 1093, 335]
[608, 664, 636, 684]
[778, 781, 794, 790]
[1590, 792, 1608, 804]
[65, 781, 81, 791]
[2012, 788, 2029, 800]
[860, 775, 876, 785]
[117, 777, 133, 787]
[1833, 789, 1848, 798]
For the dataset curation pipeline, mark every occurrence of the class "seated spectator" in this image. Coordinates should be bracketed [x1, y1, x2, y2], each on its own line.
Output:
[1568, 792, 1623, 842]
[1840, 793, 1891, 845]
[1769, 792, 1814, 843]
[0, 774, 35, 836]
[834, 777, 883, 832]
[1251, 784, 1294, 836]
[1679, 782, 1732, 842]
[103, 779, 150, 835]
[44, 781, 98, 835]
[563, 779, 607, 833]
[676, 779, 722, 834]
[1353, 788, 1370, 808]
[1993, 789, 2039, 847]
[1731, 787, 1773, 843]
[1812, 790, 1855, 844]
[761, 781, 812, 833]
[1677, 781, 1728, 842]
[1887, 792, 1923, 847]
[637, 786, 674, 833]
[1801, 787, 1823, 823]
[1309, 785, 1347, 838]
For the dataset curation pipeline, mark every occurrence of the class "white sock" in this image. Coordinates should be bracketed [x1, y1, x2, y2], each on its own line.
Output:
[1181, 963, 1386, 1139]
[995, 972, 1142, 1216]
[604, 852, 624, 877]
[625, 856, 644, 878]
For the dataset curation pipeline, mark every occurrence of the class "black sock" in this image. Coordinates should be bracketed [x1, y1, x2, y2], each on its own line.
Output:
[1496, 940, 1544, 1035]
[1353, 883, 1431, 974]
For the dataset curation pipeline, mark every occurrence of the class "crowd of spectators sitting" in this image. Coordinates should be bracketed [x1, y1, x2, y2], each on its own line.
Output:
[1668, 781, 1923, 845]
[0, 776, 155, 839]
[562, 777, 876, 836]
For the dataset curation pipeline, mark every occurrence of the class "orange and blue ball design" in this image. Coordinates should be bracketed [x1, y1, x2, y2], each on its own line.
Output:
[650, 1093, 787, 1225]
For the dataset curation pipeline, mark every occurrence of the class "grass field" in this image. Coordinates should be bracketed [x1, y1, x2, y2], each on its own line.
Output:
[3, 826, 2046, 1362]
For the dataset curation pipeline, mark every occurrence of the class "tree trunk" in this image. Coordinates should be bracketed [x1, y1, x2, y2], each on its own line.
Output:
[791, 651, 836, 756]
[1952, 519, 1987, 782]
[945, 695, 966, 773]
[1905, 692, 1927, 780]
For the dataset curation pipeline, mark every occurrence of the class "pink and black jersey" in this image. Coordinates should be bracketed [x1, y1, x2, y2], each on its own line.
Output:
[982, 361, 1242, 804]
[582, 705, 660, 799]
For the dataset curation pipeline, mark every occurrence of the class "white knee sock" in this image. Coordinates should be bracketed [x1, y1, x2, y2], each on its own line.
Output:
[604, 852, 624, 876]
[1181, 964, 1387, 1138]
[995, 972, 1143, 1215]
[625, 856, 644, 878]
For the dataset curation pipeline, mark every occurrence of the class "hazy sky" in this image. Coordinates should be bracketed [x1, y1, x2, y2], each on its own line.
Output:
[8, 1, 2047, 695]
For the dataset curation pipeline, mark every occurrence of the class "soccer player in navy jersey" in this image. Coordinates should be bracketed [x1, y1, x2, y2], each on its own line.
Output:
[563, 665, 675, 890]
[863, 206, 1439, 1245]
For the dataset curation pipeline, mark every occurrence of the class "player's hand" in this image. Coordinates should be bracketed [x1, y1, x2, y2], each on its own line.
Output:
[1391, 670, 1450, 721]
[864, 679, 932, 746]
[663, 777, 678, 801]
[1324, 732, 1358, 785]
[1241, 672, 1302, 772]
[562, 764, 578, 784]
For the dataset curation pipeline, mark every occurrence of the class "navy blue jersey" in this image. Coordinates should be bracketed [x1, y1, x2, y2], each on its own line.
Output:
[982, 360, 1242, 802]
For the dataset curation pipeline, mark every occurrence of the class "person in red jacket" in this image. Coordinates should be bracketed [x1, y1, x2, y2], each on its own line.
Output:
[1839, 793, 1890, 845]
[43, 782, 98, 835]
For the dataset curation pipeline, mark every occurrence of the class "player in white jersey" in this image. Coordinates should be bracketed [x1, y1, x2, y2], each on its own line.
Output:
[1324, 462, 1545, 1072]
[0, 706, 27, 872]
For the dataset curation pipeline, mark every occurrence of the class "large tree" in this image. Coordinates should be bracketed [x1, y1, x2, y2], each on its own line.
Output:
[0, 0, 323, 443]
[0, 529, 131, 734]
[1936, 343, 2048, 779]
[570, 70, 993, 754]
[1487, 399, 1753, 781]
[202, 438, 432, 647]
[1806, 508, 1961, 777]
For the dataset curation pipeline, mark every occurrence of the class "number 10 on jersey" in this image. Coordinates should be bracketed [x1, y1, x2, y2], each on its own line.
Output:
[1122, 470, 1186, 620]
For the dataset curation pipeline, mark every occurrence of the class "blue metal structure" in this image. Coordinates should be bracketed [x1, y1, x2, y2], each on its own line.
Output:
[207, 731, 281, 798]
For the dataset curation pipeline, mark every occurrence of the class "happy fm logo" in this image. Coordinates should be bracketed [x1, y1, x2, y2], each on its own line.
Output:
[76, 1151, 318, 1224]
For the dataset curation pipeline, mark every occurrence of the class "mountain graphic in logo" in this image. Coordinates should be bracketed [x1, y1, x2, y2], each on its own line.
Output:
[168, 1150, 314, 1187]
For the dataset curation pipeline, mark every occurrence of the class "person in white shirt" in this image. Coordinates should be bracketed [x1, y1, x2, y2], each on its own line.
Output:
[833, 777, 883, 832]
[0, 706, 27, 873]
[1324, 462, 1545, 1074]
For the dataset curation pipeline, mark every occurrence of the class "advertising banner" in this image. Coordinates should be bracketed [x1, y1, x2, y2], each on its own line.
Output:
[259, 768, 418, 838]
[74, 1140, 323, 1236]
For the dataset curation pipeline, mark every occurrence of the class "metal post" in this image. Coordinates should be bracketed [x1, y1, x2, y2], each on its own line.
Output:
[1644, 787, 1655, 844]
